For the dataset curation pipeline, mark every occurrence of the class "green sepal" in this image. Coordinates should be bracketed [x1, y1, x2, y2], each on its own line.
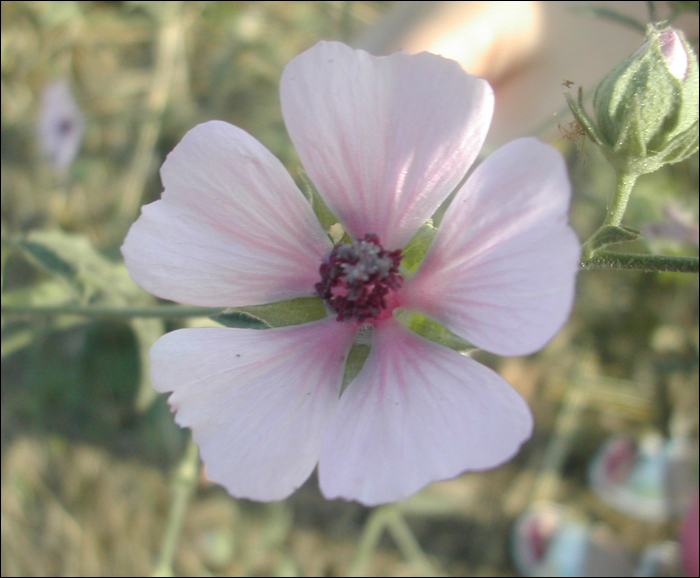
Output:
[341, 344, 370, 391]
[656, 122, 699, 165]
[565, 88, 603, 146]
[214, 296, 328, 329]
[393, 309, 475, 352]
[401, 220, 437, 273]
[298, 169, 340, 233]
[209, 310, 268, 329]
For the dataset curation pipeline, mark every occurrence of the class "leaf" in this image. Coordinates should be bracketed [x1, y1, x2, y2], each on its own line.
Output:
[14, 230, 151, 306]
[569, 4, 646, 33]
[589, 225, 641, 252]
[2, 279, 77, 308]
[16, 239, 80, 289]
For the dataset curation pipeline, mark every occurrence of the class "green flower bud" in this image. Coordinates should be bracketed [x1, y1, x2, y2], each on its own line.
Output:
[568, 26, 698, 176]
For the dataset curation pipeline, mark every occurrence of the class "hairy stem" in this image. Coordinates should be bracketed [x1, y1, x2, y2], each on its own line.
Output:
[581, 251, 699, 273]
[605, 171, 638, 227]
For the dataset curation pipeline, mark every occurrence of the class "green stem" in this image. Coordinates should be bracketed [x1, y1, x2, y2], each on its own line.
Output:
[348, 507, 390, 577]
[1, 303, 224, 318]
[604, 171, 638, 227]
[385, 509, 437, 576]
[582, 251, 699, 273]
[348, 505, 438, 577]
[153, 440, 200, 577]
[533, 382, 589, 502]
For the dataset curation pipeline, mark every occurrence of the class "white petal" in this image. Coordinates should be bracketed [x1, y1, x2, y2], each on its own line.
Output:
[151, 319, 357, 501]
[281, 41, 493, 250]
[401, 138, 580, 356]
[319, 319, 532, 506]
[122, 121, 332, 307]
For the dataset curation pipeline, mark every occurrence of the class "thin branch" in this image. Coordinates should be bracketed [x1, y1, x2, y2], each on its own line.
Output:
[1, 303, 224, 318]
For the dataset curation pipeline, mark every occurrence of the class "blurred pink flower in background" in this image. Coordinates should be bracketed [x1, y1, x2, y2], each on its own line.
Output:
[644, 205, 700, 248]
[122, 41, 579, 505]
[589, 433, 670, 522]
[37, 80, 85, 173]
[512, 502, 635, 577]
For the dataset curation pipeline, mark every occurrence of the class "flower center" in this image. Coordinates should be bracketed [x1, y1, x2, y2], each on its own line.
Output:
[315, 234, 403, 323]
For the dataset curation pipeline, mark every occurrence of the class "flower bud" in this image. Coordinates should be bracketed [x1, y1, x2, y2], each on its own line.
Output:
[568, 26, 698, 176]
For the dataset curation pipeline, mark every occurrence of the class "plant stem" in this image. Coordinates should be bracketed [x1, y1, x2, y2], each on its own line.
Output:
[581, 251, 699, 273]
[348, 507, 390, 577]
[1, 303, 224, 318]
[153, 440, 200, 577]
[605, 171, 638, 227]
[348, 505, 437, 577]
[116, 1, 183, 239]
[385, 509, 437, 576]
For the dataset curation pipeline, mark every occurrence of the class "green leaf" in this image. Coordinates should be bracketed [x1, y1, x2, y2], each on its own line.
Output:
[401, 221, 437, 272]
[670, 1, 699, 14]
[569, 4, 646, 33]
[394, 309, 475, 352]
[218, 297, 327, 329]
[1, 241, 12, 292]
[1, 279, 77, 308]
[12, 230, 151, 306]
[17, 239, 79, 286]
[589, 225, 641, 252]
[1, 315, 89, 359]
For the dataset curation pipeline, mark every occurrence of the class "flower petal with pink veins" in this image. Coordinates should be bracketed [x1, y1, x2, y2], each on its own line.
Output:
[281, 41, 493, 250]
[319, 319, 532, 506]
[151, 319, 357, 501]
[122, 121, 332, 307]
[401, 138, 580, 357]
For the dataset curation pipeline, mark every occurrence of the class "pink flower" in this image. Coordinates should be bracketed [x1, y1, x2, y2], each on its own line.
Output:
[122, 41, 580, 505]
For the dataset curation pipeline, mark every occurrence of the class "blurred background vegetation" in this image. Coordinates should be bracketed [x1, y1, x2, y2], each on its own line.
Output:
[1, 1, 698, 576]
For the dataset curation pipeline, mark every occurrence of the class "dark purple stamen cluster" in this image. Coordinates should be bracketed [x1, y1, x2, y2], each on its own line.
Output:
[315, 234, 403, 323]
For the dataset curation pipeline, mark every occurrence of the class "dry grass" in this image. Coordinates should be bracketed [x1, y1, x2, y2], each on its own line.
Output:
[2, 1, 698, 576]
